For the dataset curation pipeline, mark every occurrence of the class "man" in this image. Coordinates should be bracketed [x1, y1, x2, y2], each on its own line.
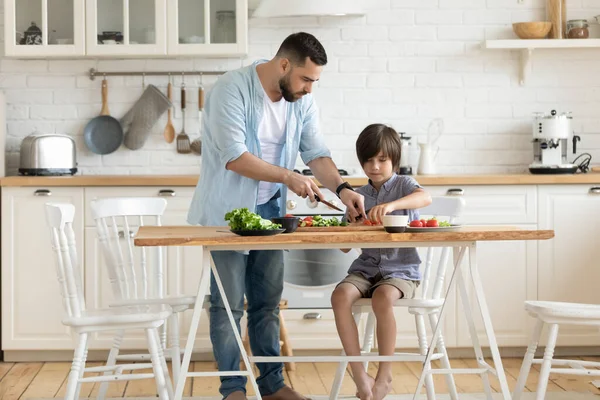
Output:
[187, 32, 366, 400]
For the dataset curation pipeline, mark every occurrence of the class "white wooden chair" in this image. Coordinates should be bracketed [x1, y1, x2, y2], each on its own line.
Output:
[330, 196, 466, 400]
[513, 301, 600, 400]
[44, 203, 173, 400]
[89, 197, 196, 395]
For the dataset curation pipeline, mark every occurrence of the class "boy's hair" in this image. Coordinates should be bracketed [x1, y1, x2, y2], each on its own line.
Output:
[356, 124, 402, 172]
[275, 32, 328, 67]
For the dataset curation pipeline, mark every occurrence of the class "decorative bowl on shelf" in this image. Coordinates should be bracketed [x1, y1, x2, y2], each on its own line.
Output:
[513, 22, 552, 39]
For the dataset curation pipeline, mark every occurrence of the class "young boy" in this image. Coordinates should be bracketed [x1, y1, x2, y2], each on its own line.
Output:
[331, 123, 432, 400]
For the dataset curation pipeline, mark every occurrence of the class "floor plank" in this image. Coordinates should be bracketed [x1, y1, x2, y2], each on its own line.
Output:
[0, 357, 597, 398]
[19, 362, 70, 399]
[0, 362, 43, 400]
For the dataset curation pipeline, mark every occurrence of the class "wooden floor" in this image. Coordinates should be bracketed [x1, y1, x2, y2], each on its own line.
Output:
[2, 358, 600, 399]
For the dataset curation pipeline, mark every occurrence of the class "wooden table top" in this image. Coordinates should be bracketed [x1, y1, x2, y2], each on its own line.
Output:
[134, 225, 554, 248]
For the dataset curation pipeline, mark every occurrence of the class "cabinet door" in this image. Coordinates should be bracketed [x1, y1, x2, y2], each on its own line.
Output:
[538, 185, 600, 346]
[4, 0, 85, 57]
[167, 0, 248, 56]
[1, 187, 84, 350]
[455, 226, 538, 347]
[85, 0, 167, 56]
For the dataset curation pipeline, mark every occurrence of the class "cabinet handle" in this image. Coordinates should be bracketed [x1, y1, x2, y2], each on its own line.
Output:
[158, 189, 176, 197]
[118, 230, 135, 239]
[446, 188, 464, 196]
[33, 189, 52, 196]
[303, 313, 322, 320]
[590, 187, 600, 195]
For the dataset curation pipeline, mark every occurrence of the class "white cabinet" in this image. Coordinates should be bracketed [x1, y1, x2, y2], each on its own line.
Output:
[167, 0, 248, 57]
[85, 0, 168, 57]
[422, 185, 538, 348]
[5, 0, 248, 57]
[538, 185, 600, 346]
[4, 0, 85, 57]
[1, 187, 84, 350]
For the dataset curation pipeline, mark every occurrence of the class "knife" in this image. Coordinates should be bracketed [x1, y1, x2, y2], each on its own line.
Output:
[314, 194, 343, 212]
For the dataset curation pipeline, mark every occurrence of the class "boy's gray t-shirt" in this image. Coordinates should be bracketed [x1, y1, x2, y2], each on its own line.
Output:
[347, 174, 422, 282]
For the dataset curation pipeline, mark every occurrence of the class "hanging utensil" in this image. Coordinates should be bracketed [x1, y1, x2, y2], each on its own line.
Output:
[190, 81, 204, 155]
[83, 77, 123, 155]
[163, 77, 175, 143]
[176, 76, 191, 154]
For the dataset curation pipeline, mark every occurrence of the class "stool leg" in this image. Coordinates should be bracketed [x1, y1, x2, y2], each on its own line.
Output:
[514, 318, 544, 400]
[536, 323, 559, 400]
[279, 311, 295, 371]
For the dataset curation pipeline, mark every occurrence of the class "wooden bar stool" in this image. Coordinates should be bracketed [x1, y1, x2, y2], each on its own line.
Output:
[243, 299, 295, 371]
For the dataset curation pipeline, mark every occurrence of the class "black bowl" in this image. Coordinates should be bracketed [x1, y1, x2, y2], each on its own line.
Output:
[271, 217, 300, 233]
[384, 226, 406, 233]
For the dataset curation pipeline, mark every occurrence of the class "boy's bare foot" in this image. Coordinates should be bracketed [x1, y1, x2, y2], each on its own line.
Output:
[225, 391, 247, 400]
[263, 386, 311, 400]
[354, 374, 375, 400]
[372, 376, 393, 400]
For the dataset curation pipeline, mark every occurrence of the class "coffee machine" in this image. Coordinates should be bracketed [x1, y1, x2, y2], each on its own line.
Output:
[529, 110, 581, 174]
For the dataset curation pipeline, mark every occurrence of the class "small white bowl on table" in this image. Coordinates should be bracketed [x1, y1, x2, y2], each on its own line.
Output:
[382, 215, 408, 233]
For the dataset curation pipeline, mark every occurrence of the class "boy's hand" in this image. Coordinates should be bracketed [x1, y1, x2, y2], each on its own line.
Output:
[368, 203, 395, 224]
[340, 190, 366, 222]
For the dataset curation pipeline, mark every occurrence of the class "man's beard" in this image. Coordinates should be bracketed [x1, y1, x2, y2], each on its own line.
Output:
[279, 74, 306, 102]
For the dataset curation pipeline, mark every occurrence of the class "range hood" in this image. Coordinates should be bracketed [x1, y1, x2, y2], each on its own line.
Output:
[252, 0, 364, 18]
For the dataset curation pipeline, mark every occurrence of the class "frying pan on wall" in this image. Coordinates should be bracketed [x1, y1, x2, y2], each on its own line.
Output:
[83, 78, 123, 155]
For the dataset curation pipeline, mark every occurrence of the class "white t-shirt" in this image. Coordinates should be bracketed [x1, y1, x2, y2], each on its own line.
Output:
[257, 91, 288, 205]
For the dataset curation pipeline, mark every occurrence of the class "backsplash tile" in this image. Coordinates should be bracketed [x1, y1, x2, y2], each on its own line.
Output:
[2, 0, 600, 176]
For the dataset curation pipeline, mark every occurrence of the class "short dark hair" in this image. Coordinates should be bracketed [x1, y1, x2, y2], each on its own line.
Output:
[356, 124, 402, 172]
[276, 32, 327, 67]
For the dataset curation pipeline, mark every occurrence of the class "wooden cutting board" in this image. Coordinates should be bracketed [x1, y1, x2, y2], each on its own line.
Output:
[592, 166, 600, 173]
[296, 225, 384, 232]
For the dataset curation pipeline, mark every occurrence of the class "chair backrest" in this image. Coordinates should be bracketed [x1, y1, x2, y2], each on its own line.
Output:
[90, 197, 168, 302]
[45, 203, 86, 319]
[417, 196, 466, 300]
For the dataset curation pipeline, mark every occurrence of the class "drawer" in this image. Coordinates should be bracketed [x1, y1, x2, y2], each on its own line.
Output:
[84, 187, 195, 226]
[421, 185, 537, 224]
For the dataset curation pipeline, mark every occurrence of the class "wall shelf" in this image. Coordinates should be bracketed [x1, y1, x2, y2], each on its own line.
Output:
[482, 39, 600, 86]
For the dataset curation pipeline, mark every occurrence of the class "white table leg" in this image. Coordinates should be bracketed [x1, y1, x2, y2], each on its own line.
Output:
[413, 246, 467, 400]
[467, 244, 511, 400]
[174, 247, 211, 400]
[455, 246, 493, 399]
[210, 252, 262, 399]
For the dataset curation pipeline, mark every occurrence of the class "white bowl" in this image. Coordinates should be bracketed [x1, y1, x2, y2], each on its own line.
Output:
[382, 215, 408, 227]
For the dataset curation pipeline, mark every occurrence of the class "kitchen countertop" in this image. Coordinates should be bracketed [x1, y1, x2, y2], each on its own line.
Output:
[1, 173, 600, 187]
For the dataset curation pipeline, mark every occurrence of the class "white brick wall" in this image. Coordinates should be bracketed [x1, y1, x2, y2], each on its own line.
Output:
[2, 0, 600, 176]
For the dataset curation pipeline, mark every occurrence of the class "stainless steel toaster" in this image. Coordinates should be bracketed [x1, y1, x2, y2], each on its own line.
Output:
[19, 133, 78, 176]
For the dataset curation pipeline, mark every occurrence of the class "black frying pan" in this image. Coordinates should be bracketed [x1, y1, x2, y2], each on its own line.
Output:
[84, 78, 123, 154]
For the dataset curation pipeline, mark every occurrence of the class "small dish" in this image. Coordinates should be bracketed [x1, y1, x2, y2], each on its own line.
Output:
[384, 226, 406, 233]
[230, 229, 286, 237]
[271, 217, 300, 233]
[382, 215, 409, 233]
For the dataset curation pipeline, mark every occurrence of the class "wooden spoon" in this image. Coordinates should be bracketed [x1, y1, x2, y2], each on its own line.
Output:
[163, 82, 175, 143]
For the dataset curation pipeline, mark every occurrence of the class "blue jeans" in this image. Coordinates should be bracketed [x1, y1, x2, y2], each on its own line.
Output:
[209, 197, 285, 398]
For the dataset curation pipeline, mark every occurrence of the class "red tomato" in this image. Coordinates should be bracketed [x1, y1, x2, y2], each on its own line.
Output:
[420, 219, 428, 227]
[409, 220, 423, 228]
[302, 220, 313, 227]
[285, 213, 294, 217]
[303, 216, 313, 221]
[363, 219, 373, 226]
[426, 219, 439, 227]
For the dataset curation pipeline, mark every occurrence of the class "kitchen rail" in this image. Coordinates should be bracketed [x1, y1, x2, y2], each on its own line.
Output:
[88, 68, 226, 81]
